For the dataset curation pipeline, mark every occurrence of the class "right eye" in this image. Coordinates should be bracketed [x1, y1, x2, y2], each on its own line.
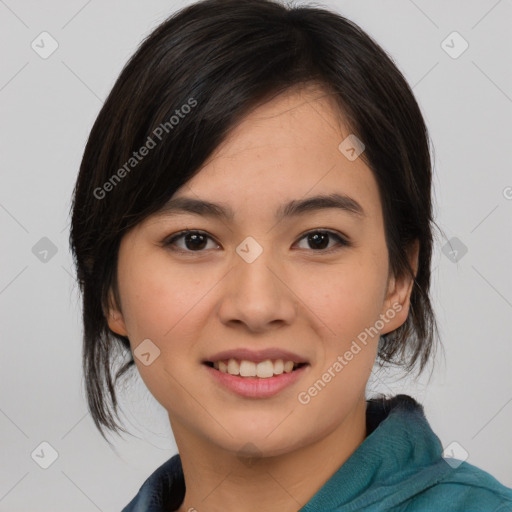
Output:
[163, 230, 221, 253]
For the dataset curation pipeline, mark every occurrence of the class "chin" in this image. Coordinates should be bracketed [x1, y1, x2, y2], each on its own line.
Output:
[209, 418, 311, 458]
[224, 436, 303, 460]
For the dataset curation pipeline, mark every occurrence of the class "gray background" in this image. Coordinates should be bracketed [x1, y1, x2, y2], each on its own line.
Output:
[1, 0, 511, 510]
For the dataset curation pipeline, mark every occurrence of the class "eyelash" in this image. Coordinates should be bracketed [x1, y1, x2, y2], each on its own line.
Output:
[163, 229, 351, 254]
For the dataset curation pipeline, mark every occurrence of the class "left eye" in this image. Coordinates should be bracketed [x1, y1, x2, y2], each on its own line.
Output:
[164, 229, 349, 253]
[295, 230, 349, 251]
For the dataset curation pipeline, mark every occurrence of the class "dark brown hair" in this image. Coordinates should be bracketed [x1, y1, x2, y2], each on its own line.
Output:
[69, 0, 441, 440]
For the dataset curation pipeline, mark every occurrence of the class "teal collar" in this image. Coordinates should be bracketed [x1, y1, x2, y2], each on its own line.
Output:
[300, 395, 453, 511]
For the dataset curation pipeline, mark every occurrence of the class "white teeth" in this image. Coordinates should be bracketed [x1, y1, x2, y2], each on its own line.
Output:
[240, 360, 256, 377]
[214, 358, 302, 378]
[273, 359, 284, 375]
[227, 358, 240, 375]
[256, 360, 274, 378]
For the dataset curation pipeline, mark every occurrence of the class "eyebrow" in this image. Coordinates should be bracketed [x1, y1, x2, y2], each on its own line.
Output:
[157, 193, 365, 221]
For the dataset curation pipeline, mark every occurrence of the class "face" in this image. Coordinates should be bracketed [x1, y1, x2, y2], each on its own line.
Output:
[108, 84, 417, 458]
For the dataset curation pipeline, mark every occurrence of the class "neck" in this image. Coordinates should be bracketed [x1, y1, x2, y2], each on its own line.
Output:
[172, 396, 367, 512]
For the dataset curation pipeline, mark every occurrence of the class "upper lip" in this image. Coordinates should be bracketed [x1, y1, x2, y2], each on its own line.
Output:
[205, 348, 308, 364]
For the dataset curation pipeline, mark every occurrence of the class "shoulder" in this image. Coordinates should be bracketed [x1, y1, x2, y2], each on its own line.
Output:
[121, 454, 185, 512]
[364, 395, 512, 512]
[399, 457, 512, 512]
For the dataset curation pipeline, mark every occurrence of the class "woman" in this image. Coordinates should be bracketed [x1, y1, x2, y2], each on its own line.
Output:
[69, 0, 512, 510]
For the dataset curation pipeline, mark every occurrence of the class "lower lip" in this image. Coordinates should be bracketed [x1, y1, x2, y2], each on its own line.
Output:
[203, 364, 309, 398]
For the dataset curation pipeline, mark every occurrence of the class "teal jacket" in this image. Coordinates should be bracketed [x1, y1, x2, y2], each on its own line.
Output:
[122, 395, 512, 511]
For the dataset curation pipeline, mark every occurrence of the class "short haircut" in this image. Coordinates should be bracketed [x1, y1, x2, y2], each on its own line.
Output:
[69, 0, 441, 440]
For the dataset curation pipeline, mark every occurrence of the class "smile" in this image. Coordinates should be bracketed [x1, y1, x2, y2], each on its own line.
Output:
[205, 358, 307, 378]
[203, 359, 310, 398]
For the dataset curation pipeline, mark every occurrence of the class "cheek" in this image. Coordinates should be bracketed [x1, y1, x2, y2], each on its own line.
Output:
[117, 256, 218, 395]
[293, 264, 383, 431]
[119, 267, 202, 411]
[300, 257, 387, 341]
[118, 255, 207, 341]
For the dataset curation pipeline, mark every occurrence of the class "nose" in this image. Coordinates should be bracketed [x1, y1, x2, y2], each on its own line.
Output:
[216, 247, 298, 333]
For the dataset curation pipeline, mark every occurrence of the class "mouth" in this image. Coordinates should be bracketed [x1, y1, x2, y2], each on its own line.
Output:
[203, 359, 309, 379]
[203, 358, 310, 398]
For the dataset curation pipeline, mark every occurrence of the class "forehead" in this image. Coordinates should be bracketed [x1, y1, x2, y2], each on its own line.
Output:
[160, 85, 383, 226]
[209, 84, 347, 161]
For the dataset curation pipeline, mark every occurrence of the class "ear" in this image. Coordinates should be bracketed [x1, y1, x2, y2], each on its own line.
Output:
[106, 288, 128, 336]
[380, 239, 419, 335]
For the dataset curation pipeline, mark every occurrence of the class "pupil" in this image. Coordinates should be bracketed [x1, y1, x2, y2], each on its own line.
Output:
[309, 232, 328, 250]
[186, 233, 207, 250]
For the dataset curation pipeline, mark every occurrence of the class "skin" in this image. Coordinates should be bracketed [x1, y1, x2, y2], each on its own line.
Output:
[108, 83, 419, 512]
